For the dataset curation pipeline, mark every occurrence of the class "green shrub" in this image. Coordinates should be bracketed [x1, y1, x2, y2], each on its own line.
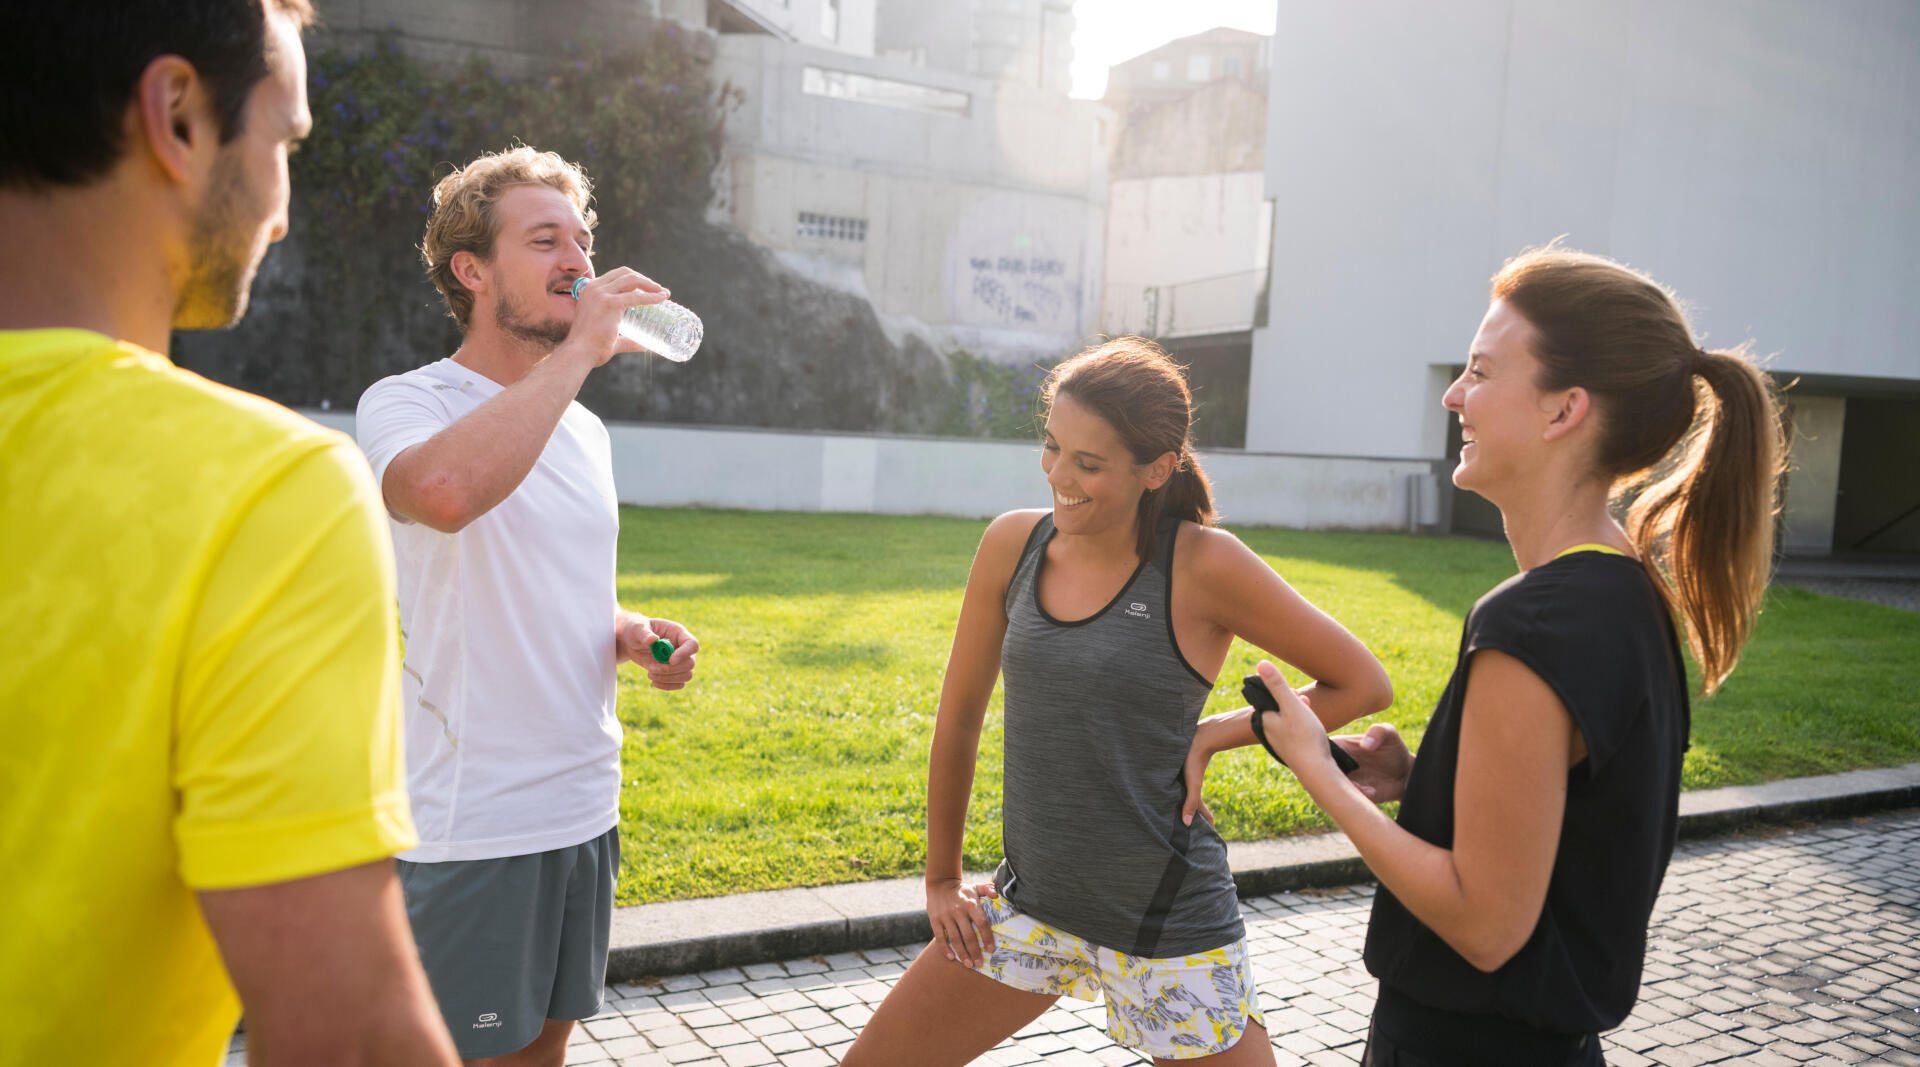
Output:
[171, 30, 740, 406]
[939, 350, 1055, 439]
[297, 31, 735, 240]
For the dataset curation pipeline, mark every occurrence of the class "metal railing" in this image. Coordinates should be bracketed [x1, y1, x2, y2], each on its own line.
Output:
[1100, 267, 1268, 339]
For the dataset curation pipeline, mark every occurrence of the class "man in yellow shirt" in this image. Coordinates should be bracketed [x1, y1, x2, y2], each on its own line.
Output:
[0, 2, 458, 1064]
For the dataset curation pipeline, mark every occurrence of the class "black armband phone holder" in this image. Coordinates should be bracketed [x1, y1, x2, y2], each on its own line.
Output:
[1242, 674, 1360, 774]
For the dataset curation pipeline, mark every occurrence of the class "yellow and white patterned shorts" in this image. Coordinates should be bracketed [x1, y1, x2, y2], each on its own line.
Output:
[971, 896, 1265, 1060]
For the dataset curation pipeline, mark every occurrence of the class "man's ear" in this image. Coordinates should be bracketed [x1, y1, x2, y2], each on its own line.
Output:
[133, 55, 217, 186]
[1541, 386, 1593, 442]
[450, 250, 487, 295]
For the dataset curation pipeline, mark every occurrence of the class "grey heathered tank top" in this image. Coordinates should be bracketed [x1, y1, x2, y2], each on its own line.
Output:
[991, 513, 1244, 958]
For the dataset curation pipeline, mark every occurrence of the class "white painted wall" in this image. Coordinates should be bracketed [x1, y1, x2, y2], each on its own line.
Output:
[303, 412, 1439, 529]
[1249, 0, 1920, 459]
[1104, 173, 1270, 290]
[1101, 172, 1273, 336]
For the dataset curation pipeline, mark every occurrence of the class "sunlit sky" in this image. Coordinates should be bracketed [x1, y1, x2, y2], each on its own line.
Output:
[1069, 0, 1278, 99]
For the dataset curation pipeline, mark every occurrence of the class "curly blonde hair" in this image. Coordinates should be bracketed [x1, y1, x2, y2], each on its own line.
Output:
[420, 146, 597, 329]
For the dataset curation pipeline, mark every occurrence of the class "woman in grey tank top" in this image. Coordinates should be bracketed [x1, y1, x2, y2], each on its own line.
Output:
[845, 339, 1393, 1066]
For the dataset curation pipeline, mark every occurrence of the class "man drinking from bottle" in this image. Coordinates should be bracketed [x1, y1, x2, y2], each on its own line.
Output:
[356, 146, 700, 1066]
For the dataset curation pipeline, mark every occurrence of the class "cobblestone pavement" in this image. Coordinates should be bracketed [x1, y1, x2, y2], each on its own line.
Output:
[223, 810, 1920, 1066]
[1780, 577, 1920, 614]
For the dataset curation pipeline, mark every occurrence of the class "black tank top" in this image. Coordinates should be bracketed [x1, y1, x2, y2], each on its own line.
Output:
[1365, 551, 1692, 1034]
[991, 514, 1243, 958]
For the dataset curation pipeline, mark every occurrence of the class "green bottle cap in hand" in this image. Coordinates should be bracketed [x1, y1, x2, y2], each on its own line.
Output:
[650, 638, 674, 664]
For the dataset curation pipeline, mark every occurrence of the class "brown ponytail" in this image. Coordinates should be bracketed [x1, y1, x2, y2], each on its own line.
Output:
[1492, 248, 1786, 693]
[1044, 337, 1217, 562]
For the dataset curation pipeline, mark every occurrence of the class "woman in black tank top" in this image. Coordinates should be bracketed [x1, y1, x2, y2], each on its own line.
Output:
[1242, 248, 1787, 1066]
[845, 338, 1392, 1066]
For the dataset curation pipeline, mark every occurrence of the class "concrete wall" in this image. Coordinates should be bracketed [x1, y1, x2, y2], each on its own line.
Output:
[713, 35, 1110, 362]
[665, 0, 877, 54]
[1835, 397, 1920, 554]
[1249, 0, 1920, 460]
[1100, 81, 1270, 339]
[313, 0, 669, 71]
[1105, 173, 1270, 290]
[1106, 28, 1269, 113]
[876, 0, 1074, 93]
[716, 38, 1104, 192]
[781, 0, 876, 56]
[1109, 79, 1266, 179]
[304, 412, 1439, 529]
[1781, 396, 1847, 554]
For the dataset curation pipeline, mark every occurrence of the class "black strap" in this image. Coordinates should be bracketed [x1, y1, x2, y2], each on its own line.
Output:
[1004, 514, 1054, 615]
[1152, 513, 1180, 573]
[1243, 674, 1359, 774]
[1247, 701, 1291, 766]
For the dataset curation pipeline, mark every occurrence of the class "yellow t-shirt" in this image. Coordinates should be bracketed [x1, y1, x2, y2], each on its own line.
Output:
[0, 329, 418, 1065]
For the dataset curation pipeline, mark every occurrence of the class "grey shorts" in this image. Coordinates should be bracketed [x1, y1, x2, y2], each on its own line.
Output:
[398, 827, 619, 1059]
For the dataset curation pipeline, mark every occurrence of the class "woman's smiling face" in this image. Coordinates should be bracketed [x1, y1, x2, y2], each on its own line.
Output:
[1041, 391, 1163, 537]
[1444, 299, 1559, 500]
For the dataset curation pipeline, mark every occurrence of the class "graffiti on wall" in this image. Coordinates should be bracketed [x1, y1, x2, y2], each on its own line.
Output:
[947, 196, 1084, 334]
[967, 252, 1067, 325]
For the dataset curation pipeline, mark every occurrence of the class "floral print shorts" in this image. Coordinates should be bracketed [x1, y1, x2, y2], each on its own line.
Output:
[971, 896, 1265, 1060]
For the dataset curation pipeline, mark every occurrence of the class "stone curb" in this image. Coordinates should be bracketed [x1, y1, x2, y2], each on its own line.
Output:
[604, 761, 1920, 984]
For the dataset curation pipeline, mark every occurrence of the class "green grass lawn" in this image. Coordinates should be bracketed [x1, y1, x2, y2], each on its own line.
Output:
[612, 507, 1920, 904]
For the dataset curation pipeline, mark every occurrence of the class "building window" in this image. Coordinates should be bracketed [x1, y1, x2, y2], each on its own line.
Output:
[1151, 60, 1170, 81]
[1187, 54, 1211, 81]
[820, 0, 839, 41]
[802, 66, 972, 116]
[797, 212, 868, 242]
[1222, 56, 1242, 77]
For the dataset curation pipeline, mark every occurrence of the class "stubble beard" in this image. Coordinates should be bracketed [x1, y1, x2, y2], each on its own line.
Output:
[175, 152, 269, 330]
[495, 288, 571, 349]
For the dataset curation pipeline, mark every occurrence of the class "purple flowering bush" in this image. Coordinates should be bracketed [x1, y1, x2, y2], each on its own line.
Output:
[174, 30, 745, 405]
[296, 32, 736, 230]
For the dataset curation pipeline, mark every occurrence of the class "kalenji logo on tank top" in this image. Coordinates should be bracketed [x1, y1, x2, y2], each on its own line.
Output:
[1125, 602, 1151, 619]
[474, 1012, 502, 1030]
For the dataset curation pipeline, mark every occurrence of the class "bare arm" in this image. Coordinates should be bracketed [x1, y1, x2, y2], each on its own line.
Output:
[1198, 527, 1392, 728]
[1179, 528, 1392, 816]
[923, 510, 1040, 966]
[381, 269, 662, 532]
[198, 860, 458, 1066]
[1257, 651, 1575, 971]
[382, 346, 594, 532]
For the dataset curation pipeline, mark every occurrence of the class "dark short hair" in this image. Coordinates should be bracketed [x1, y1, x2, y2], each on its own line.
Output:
[0, 0, 315, 190]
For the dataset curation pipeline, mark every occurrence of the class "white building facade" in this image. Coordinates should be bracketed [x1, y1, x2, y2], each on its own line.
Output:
[1099, 47, 1272, 343]
[1248, 0, 1920, 552]
[1096, 29, 1274, 448]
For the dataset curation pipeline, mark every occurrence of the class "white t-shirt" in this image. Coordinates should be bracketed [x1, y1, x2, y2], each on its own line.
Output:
[357, 359, 622, 863]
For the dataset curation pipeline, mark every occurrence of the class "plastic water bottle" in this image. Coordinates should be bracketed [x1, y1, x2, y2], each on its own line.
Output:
[570, 276, 702, 362]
